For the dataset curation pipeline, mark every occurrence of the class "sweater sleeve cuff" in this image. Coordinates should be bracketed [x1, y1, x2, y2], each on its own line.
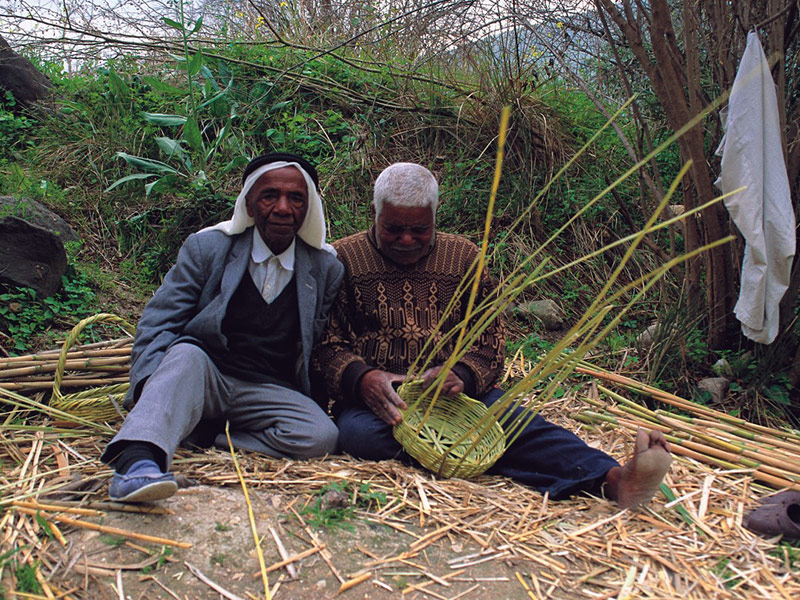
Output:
[342, 361, 375, 404]
[452, 363, 476, 397]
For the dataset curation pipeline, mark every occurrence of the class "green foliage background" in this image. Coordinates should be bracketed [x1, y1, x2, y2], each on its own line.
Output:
[0, 9, 794, 425]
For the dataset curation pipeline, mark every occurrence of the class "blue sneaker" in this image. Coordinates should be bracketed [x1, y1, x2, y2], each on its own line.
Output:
[109, 459, 178, 503]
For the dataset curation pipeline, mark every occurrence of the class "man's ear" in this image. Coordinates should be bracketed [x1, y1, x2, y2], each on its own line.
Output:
[244, 192, 255, 218]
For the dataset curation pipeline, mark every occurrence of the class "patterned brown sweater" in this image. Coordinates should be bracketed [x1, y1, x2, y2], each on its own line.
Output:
[312, 228, 505, 414]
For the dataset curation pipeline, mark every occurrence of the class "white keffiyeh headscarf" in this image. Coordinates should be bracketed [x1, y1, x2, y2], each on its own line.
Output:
[200, 161, 335, 255]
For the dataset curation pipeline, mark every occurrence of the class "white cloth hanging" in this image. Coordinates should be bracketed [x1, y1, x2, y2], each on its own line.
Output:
[715, 31, 795, 344]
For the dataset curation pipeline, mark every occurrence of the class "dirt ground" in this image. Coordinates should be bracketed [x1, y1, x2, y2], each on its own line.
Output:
[60, 479, 541, 600]
[54, 464, 566, 600]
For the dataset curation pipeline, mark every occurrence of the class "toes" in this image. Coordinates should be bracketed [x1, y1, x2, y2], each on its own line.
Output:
[635, 428, 650, 454]
[648, 429, 671, 451]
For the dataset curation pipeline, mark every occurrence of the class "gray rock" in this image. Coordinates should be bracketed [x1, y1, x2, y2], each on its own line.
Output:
[636, 322, 660, 352]
[697, 377, 730, 404]
[712, 358, 734, 378]
[525, 299, 565, 330]
[0, 196, 79, 244]
[0, 216, 67, 296]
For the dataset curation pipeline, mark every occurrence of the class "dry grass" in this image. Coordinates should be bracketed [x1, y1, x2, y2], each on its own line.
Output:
[1, 339, 798, 598]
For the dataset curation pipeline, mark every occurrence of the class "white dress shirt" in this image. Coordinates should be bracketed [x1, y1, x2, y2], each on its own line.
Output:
[248, 228, 296, 304]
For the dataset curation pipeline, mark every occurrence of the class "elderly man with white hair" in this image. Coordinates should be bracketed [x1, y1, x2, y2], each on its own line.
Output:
[313, 162, 672, 508]
[102, 152, 343, 503]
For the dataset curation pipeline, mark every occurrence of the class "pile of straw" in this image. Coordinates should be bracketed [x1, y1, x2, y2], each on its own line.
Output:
[1, 354, 798, 598]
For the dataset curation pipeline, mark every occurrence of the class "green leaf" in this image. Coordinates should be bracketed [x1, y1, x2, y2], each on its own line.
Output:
[34, 512, 54, 539]
[223, 156, 249, 173]
[105, 173, 158, 192]
[198, 85, 232, 110]
[161, 17, 184, 31]
[187, 51, 203, 77]
[269, 100, 291, 114]
[142, 112, 186, 126]
[218, 61, 232, 86]
[200, 64, 216, 84]
[155, 136, 187, 160]
[145, 174, 178, 196]
[142, 76, 185, 95]
[115, 152, 180, 175]
[206, 124, 228, 159]
[190, 17, 203, 35]
[182, 117, 204, 153]
[108, 69, 130, 101]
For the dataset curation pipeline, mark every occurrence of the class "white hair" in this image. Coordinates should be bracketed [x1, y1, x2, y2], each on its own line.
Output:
[373, 163, 438, 221]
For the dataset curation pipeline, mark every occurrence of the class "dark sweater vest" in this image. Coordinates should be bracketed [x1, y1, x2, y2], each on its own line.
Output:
[213, 272, 301, 387]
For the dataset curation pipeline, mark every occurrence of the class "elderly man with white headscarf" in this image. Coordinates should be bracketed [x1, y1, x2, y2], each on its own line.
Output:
[102, 152, 344, 503]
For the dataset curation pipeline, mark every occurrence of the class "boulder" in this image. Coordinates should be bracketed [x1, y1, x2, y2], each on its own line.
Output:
[636, 322, 661, 352]
[712, 358, 734, 378]
[0, 35, 52, 108]
[524, 299, 565, 330]
[0, 216, 67, 297]
[697, 377, 730, 404]
[0, 196, 79, 244]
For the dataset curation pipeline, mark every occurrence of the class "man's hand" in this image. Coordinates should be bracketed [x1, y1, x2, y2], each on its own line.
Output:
[420, 366, 464, 396]
[359, 370, 407, 426]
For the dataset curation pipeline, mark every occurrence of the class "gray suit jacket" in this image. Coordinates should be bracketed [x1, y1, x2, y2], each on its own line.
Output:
[124, 228, 344, 407]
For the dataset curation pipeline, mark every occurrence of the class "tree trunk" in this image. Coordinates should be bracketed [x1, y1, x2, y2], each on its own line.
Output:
[595, 0, 736, 349]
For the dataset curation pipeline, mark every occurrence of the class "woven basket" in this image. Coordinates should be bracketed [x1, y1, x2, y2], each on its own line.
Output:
[393, 380, 506, 479]
[50, 313, 135, 422]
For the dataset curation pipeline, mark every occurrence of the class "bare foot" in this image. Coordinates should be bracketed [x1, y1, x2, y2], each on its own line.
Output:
[604, 428, 672, 508]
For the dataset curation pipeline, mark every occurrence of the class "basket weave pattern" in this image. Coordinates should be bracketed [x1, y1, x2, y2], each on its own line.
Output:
[50, 313, 135, 421]
[393, 380, 506, 479]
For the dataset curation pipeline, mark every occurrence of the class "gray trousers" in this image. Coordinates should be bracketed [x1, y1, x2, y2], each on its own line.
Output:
[103, 343, 338, 469]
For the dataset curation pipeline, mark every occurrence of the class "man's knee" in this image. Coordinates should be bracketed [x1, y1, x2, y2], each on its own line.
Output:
[163, 343, 212, 370]
[299, 416, 338, 458]
[336, 409, 399, 460]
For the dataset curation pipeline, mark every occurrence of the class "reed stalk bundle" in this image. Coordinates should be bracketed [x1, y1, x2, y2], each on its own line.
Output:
[573, 365, 800, 491]
[0, 313, 135, 422]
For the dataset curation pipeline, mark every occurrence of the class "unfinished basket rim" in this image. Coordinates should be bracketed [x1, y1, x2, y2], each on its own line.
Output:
[393, 380, 506, 479]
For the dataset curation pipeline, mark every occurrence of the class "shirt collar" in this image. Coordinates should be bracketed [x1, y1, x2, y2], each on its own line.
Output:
[251, 228, 296, 271]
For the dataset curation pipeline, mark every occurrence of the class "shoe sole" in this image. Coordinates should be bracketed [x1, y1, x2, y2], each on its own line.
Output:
[111, 480, 178, 503]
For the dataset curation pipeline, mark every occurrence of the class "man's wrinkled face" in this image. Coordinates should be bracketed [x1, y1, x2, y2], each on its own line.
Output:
[246, 167, 309, 254]
[376, 203, 435, 265]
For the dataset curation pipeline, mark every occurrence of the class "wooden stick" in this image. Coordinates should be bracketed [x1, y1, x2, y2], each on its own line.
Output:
[0, 340, 132, 365]
[515, 572, 538, 600]
[577, 410, 800, 489]
[0, 376, 129, 391]
[40, 513, 192, 548]
[0, 356, 130, 379]
[185, 562, 246, 600]
[268, 526, 297, 579]
[225, 425, 270, 600]
[11, 500, 105, 516]
[35, 562, 56, 600]
[253, 545, 323, 577]
[578, 365, 800, 441]
[589, 399, 800, 476]
[337, 572, 372, 594]
[291, 506, 345, 584]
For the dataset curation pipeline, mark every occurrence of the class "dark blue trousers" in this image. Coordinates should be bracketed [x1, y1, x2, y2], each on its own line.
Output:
[337, 388, 620, 500]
